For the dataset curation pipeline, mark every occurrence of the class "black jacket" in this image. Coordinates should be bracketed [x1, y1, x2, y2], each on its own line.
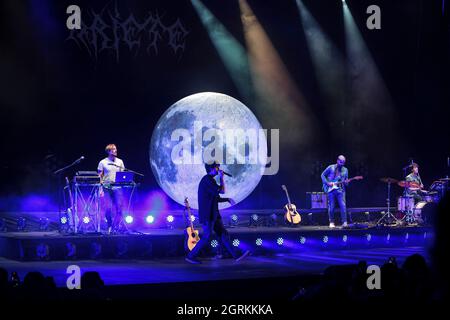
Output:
[198, 174, 228, 224]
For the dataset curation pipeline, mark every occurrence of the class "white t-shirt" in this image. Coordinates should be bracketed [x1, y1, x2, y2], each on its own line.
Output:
[97, 157, 125, 183]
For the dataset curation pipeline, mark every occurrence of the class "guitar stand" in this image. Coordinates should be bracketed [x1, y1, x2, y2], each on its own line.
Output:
[377, 181, 400, 226]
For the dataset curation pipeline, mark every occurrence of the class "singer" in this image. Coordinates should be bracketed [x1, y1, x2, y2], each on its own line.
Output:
[185, 162, 250, 264]
[97, 144, 125, 234]
[405, 163, 424, 202]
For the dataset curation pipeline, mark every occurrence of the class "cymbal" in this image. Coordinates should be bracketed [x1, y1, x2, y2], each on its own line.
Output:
[380, 177, 398, 184]
[398, 181, 420, 188]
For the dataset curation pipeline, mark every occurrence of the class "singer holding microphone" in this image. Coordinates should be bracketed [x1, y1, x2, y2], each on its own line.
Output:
[185, 162, 250, 264]
[405, 163, 424, 203]
[97, 144, 125, 234]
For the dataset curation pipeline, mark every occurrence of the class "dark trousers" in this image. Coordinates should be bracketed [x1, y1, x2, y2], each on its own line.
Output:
[328, 190, 348, 224]
[188, 216, 237, 259]
[103, 188, 123, 228]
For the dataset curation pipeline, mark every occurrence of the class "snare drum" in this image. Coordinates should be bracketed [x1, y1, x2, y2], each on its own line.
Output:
[397, 196, 414, 212]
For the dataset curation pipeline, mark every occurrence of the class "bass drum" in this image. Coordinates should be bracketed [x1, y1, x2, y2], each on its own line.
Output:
[398, 196, 414, 212]
[413, 201, 438, 224]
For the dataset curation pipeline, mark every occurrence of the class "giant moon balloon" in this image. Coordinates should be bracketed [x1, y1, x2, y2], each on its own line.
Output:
[150, 92, 267, 210]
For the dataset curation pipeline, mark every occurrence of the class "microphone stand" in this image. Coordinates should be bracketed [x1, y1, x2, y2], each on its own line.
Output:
[52, 157, 84, 234]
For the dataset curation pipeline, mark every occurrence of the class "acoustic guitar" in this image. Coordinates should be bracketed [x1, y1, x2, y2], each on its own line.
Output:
[184, 197, 200, 251]
[281, 185, 301, 224]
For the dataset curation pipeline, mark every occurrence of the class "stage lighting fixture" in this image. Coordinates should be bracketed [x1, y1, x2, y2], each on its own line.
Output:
[166, 215, 175, 229]
[0, 218, 6, 232]
[300, 236, 306, 244]
[386, 233, 391, 242]
[17, 217, 26, 231]
[36, 243, 50, 260]
[366, 234, 372, 242]
[277, 237, 284, 246]
[229, 214, 238, 227]
[39, 217, 50, 231]
[145, 215, 155, 224]
[342, 235, 348, 243]
[90, 242, 102, 259]
[249, 213, 259, 227]
[267, 213, 278, 227]
[116, 241, 129, 258]
[82, 216, 90, 224]
[211, 239, 219, 248]
[255, 238, 263, 246]
[60, 216, 68, 224]
[125, 215, 134, 224]
[232, 239, 240, 247]
[66, 242, 77, 259]
[323, 235, 329, 243]
[405, 233, 409, 241]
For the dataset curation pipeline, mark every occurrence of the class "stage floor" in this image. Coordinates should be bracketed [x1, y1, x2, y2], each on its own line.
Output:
[0, 247, 427, 288]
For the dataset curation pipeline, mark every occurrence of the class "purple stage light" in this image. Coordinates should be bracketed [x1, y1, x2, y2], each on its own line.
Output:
[125, 215, 134, 224]
[146, 215, 155, 224]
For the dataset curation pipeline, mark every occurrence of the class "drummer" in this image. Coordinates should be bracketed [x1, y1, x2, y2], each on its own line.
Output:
[405, 163, 424, 202]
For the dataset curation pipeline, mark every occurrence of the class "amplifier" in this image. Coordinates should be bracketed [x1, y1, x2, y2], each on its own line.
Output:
[307, 192, 328, 209]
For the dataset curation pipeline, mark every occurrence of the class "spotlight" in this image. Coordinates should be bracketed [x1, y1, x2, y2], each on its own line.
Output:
[16, 217, 26, 231]
[268, 213, 278, 227]
[66, 242, 77, 259]
[232, 239, 240, 247]
[166, 215, 175, 229]
[145, 215, 155, 224]
[82, 216, 90, 224]
[249, 214, 259, 227]
[60, 216, 68, 224]
[342, 235, 348, 243]
[255, 238, 263, 246]
[211, 239, 219, 248]
[39, 217, 50, 231]
[125, 215, 134, 224]
[366, 234, 372, 242]
[277, 237, 284, 246]
[90, 242, 102, 259]
[300, 236, 306, 244]
[323, 235, 329, 243]
[229, 214, 238, 227]
[36, 243, 50, 260]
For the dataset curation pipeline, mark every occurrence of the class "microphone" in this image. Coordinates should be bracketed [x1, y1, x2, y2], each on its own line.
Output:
[74, 156, 85, 163]
[221, 170, 232, 177]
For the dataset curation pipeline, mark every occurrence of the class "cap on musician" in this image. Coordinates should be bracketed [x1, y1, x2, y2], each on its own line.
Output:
[204, 161, 220, 174]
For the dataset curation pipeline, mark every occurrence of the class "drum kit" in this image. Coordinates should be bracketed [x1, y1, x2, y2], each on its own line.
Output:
[378, 176, 448, 225]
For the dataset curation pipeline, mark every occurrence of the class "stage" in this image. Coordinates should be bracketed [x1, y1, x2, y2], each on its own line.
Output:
[0, 223, 432, 261]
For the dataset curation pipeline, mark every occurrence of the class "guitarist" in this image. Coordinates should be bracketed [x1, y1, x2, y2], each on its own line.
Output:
[321, 155, 349, 228]
[185, 162, 250, 264]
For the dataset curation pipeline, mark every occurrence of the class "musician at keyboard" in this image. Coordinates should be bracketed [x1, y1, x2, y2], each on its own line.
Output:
[97, 144, 125, 234]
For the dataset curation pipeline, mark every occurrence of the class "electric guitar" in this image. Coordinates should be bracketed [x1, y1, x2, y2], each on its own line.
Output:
[184, 197, 200, 251]
[323, 176, 364, 193]
[281, 185, 301, 224]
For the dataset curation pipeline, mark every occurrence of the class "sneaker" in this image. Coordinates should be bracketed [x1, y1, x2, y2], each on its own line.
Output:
[342, 222, 348, 228]
[329, 223, 336, 228]
[185, 256, 202, 264]
[235, 250, 251, 262]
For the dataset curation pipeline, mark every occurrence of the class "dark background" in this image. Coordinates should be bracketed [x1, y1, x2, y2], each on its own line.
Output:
[0, 0, 449, 211]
